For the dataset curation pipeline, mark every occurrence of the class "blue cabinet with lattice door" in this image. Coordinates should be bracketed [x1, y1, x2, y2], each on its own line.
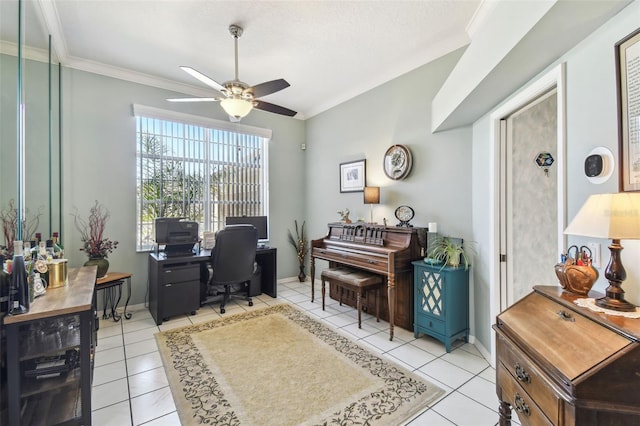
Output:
[412, 261, 469, 352]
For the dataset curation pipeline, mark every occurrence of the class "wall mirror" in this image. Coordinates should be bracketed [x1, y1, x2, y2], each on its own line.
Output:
[0, 0, 61, 248]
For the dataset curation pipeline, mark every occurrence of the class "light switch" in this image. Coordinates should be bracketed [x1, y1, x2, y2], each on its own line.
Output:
[587, 242, 600, 268]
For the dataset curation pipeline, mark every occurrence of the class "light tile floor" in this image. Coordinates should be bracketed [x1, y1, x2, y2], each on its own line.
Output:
[92, 278, 509, 425]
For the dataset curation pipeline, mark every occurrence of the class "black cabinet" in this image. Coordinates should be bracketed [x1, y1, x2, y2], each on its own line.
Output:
[256, 247, 277, 297]
[2, 266, 96, 426]
[148, 254, 201, 325]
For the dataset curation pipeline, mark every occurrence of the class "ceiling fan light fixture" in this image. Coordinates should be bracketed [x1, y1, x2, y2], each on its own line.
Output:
[220, 97, 253, 119]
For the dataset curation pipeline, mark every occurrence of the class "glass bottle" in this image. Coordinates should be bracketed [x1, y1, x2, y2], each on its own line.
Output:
[24, 241, 32, 261]
[34, 232, 42, 258]
[45, 240, 55, 260]
[0, 255, 9, 313]
[38, 241, 48, 261]
[52, 232, 64, 258]
[8, 240, 29, 314]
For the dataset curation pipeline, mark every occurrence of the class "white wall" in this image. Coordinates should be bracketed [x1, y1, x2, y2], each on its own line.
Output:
[471, 0, 640, 353]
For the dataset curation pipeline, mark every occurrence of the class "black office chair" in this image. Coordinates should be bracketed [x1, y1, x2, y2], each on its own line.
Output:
[208, 224, 258, 314]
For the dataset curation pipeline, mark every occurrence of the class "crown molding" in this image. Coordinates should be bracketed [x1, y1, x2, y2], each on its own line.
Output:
[0, 40, 53, 63]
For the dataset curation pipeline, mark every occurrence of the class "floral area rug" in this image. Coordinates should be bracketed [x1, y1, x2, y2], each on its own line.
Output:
[155, 303, 445, 425]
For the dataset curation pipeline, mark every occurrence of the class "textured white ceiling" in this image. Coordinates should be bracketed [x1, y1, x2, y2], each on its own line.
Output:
[1, 0, 481, 119]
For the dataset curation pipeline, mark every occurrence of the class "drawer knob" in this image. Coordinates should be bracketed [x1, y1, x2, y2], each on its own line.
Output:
[514, 363, 531, 384]
[514, 393, 531, 417]
[556, 310, 575, 322]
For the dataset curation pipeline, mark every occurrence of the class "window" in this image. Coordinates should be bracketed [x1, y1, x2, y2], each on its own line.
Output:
[134, 105, 271, 251]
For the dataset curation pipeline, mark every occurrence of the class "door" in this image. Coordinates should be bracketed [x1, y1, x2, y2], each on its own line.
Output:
[500, 90, 559, 309]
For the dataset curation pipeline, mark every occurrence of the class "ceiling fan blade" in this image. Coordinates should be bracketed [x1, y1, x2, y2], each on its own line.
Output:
[167, 97, 219, 102]
[251, 79, 290, 98]
[254, 100, 297, 117]
[180, 66, 226, 94]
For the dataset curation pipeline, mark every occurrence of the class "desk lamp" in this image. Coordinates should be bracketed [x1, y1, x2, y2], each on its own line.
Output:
[564, 193, 640, 311]
[363, 186, 380, 224]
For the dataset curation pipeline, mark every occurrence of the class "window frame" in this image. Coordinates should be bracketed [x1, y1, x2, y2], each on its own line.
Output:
[133, 105, 271, 252]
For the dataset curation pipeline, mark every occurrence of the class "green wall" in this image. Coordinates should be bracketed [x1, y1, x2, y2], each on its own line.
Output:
[1, 63, 305, 308]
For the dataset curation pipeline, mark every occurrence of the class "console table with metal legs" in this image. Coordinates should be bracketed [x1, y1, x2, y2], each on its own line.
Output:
[95, 272, 133, 321]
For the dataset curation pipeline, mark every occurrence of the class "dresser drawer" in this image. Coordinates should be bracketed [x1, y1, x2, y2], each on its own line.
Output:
[416, 315, 445, 335]
[497, 332, 561, 423]
[498, 363, 553, 426]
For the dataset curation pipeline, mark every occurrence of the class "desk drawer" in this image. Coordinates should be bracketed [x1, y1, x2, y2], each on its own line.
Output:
[497, 332, 561, 423]
[498, 363, 553, 426]
[162, 264, 200, 284]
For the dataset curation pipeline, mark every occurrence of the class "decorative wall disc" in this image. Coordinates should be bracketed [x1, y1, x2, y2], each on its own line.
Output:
[383, 145, 412, 180]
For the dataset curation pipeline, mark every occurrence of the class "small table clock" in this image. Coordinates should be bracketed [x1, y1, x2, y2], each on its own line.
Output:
[395, 205, 415, 227]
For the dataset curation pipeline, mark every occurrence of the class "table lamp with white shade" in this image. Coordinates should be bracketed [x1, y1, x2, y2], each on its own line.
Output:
[564, 192, 640, 312]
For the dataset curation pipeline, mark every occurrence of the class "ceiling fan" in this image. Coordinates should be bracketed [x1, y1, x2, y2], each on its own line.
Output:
[168, 24, 296, 121]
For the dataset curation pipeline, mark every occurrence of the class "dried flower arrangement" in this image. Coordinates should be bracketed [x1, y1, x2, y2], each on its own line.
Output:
[1, 199, 42, 256]
[73, 200, 119, 258]
[287, 220, 308, 281]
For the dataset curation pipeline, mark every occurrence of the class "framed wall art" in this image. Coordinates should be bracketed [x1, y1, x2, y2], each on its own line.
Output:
[340, 159, 366, 193]
[616, 27, 640, 192]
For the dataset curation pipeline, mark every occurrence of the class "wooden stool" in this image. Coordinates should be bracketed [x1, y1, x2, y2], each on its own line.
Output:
[320, 267, 383, 328]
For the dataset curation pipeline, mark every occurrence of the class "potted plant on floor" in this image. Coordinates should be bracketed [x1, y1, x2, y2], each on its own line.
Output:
[427, 236, 473, 270]
[287, 220, 308, 281]
[73, 201, 118, 278]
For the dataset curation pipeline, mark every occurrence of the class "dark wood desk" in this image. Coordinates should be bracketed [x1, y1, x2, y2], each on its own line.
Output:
[148, 247, 277, 325]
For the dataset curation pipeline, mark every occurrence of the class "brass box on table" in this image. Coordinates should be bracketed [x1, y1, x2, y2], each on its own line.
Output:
[47, 259, 68, 288]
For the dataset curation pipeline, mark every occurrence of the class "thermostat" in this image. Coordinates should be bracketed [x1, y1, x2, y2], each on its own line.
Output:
[585, 147, 614, 184]
[584, 154, 603, 177]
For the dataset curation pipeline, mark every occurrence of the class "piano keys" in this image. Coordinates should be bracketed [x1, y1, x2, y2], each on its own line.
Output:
[311, 222, 426, 340]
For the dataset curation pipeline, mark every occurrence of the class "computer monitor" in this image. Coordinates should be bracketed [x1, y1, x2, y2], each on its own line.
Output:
[225, 216, 268, 241]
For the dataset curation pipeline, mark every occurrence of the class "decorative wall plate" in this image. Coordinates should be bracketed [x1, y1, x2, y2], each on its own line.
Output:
[383, 144, 412, 180]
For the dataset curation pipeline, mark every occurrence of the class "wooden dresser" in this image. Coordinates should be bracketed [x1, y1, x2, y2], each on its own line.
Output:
[494, 285, 640, 425]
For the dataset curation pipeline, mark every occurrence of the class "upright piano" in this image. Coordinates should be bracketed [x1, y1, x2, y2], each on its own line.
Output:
[311, 222, 426, 340]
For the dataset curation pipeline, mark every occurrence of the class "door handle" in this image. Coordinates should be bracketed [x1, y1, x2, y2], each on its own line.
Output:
[514, 363, 531, 384]
[556, 310, 575, 322]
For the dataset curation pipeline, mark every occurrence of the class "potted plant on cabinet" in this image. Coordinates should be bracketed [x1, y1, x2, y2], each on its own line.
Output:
[427, 236, 473, 270]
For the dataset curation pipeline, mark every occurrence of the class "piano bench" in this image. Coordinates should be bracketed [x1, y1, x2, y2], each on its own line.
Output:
[320, 267, 383, 328]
